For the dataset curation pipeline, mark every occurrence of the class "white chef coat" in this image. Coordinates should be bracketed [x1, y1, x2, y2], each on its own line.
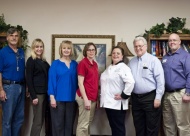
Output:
[100, 62, 135, 110]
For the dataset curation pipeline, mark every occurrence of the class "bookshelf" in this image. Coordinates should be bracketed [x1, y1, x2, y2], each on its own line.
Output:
[0, 32, 6, 49]
[147, 34, 190, 59]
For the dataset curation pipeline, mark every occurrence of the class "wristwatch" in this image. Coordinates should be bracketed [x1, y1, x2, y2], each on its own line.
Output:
[185, 92, 190, 96]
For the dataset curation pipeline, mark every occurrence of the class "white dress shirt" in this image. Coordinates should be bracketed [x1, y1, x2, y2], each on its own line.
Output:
[100, 62, 135, 110]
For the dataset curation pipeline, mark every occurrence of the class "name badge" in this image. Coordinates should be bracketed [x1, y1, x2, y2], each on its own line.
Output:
[162, 59, 167, 63]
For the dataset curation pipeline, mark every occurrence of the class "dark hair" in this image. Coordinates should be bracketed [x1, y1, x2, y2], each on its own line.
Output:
[83, 42, 97, 57]
[6, 27, 20, 36]
[111, 46, 125, 56]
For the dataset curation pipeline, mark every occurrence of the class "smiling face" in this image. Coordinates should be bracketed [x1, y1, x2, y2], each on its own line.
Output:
[111, 48, 123, 64]
[61, 44, 72, 57]
[134, 40, 147, 57]
[34, 42, 44, 58]
[59, 41, 73, 58]
[86, 45, 96, 59]
[168, 33, 181, 53]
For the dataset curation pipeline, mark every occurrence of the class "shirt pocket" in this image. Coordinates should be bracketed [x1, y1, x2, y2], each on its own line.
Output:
[142, 68, 151, 78]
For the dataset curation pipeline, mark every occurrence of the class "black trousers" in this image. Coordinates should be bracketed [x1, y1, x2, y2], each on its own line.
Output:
[45, 99, 52, 136]
[131, 91, 161, 136]
[50, 101, 77, 136]
[105, 107, 126, 136]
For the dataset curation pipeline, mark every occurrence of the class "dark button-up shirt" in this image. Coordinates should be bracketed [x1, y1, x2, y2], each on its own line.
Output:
[162, 47, 190, 93]
[0, 45, 25, 82]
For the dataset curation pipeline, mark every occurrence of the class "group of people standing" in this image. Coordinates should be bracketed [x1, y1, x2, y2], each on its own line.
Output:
[128, 34, 190, 136]
[0, 27, 190, 136]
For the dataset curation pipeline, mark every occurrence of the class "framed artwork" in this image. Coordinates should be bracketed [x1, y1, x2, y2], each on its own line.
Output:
[52, 34, 115, 73]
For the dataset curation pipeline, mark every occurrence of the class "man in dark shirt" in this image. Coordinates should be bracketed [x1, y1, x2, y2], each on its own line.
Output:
[162, 33, 190, 136]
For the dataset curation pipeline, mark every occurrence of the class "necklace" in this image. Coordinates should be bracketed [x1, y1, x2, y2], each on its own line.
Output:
[15, 51, 20, 71]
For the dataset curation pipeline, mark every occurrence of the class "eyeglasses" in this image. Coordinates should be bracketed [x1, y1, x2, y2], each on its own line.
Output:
[134, 45, 144, 49]
[168, 39, 178, 43]
[87, 49, 95, 52]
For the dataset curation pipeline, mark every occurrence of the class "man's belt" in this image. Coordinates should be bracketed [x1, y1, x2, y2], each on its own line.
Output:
[167, 88, 184, 93]
[2, 79, 24, 85]
[132, 90, 156, 98]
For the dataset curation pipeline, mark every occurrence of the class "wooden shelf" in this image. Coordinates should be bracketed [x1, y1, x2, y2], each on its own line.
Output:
[0, 32, 7, 49]
[0, 32, 6, 37]
[147, 34, 190, 58]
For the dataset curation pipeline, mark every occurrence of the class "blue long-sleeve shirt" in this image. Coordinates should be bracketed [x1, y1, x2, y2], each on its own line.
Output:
[162, 47, 190, 93]
[48, 59, 78, 101]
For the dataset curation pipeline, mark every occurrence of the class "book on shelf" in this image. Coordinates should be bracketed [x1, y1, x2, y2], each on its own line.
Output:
[162, 41, 167, 56]
[151, 40, 169, 57]
[155, 41, 159, 56]
[181, 41, 190, 53]
[151, 40, 156, 56]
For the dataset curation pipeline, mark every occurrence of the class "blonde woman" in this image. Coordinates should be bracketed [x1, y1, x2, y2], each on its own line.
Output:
[48, 40, 78, 136]
[26, 38, 50, 136]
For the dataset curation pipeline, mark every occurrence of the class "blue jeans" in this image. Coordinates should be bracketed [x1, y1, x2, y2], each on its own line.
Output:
[2, 84, 25, 136]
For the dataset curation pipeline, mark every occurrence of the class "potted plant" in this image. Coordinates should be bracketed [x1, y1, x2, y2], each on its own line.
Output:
[0, 14, 29, 51]
[142, 17, 190, 39]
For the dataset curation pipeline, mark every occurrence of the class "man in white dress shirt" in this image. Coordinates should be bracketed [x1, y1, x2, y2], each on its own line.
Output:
[129, 37, 165, 136]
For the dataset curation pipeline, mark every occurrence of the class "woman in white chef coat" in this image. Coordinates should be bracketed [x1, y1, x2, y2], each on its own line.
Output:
[100, 46, 135, 136]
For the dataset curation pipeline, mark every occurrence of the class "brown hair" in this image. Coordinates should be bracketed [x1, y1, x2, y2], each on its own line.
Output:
[83, 42, 97, 57]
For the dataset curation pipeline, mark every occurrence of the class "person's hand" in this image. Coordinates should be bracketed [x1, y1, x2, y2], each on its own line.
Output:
[154, 99, 161, 108]
[114, 94, 122, 100]
[96, 100, 100, 109]
[50, 97, 57, 108]
[182, 94, 190, 103]
[0, 90, 7, 102]
[26, 91, 30, 98]
[84, 99, 91, 110]
[32, 98, 38, 105]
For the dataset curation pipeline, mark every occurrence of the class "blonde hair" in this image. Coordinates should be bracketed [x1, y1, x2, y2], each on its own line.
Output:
[59, 40, 74, 58]
[30, 38, 46, 60]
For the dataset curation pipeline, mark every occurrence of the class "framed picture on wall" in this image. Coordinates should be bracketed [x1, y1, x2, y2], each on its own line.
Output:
[52, 34, 115, 73]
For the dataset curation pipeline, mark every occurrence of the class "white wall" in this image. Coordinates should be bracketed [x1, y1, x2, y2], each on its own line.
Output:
[1, 0, 190, 64]
[1, 0, 190, 136]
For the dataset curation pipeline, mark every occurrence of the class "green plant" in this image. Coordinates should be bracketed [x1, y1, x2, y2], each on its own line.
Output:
[167, 17, 186, 33]
[0, 14, 29, 51]
[142, 17, 190, 39]
[143, 23, 166, 39]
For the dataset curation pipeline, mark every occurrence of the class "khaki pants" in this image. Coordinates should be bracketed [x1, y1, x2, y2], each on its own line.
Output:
[163, 89, 190, 136]
[76, 95, 96, 136]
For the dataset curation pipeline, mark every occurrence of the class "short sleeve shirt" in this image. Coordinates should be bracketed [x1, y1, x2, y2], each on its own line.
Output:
[77, 57, 99, 101]
[0, 45, 25, 81]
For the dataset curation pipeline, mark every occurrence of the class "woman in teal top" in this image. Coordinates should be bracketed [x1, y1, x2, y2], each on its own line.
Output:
[48, 40, 78, 136]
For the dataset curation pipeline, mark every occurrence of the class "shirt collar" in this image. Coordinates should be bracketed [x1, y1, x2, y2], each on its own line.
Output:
[7, 45, 20, 52]
[84, 57, 95, 65]
[167, 47, 182, 56]
[137, 52, 148, 61]
[112, 60, 124, 65]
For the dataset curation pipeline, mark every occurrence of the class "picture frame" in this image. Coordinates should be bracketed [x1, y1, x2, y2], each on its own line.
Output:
[52, 34, 115, 73]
